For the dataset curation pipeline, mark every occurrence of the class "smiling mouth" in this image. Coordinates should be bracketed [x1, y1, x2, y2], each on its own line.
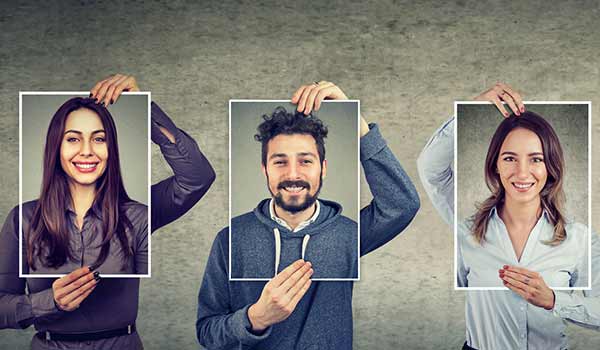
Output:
[283, 186, 306, 193]
[73, 162, 99, 173]
[512, 182, 534, 191]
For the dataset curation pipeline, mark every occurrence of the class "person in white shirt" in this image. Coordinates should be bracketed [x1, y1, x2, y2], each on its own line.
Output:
[417, 83, 600, 350]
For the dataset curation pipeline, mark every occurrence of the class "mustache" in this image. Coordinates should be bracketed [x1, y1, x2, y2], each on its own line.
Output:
[277, 180, 310, 190]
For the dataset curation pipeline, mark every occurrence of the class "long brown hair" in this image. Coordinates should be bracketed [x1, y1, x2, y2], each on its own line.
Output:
[470, 111, 567, 246]
[27, 97, 133, 270]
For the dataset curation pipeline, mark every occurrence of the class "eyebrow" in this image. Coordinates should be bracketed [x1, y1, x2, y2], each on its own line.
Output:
[500, 151, 544, 157]
[64, 129, 106, 135]
[268, 152, 318, 160]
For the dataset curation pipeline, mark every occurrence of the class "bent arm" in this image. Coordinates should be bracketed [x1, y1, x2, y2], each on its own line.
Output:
[150, 102, 216, 232]
[359, 124, 420, 256]
[0, 207, 63, 329]
[416, 117, 455, 226]
[196, 229, 271, 348]
[553, 232, 600, 329]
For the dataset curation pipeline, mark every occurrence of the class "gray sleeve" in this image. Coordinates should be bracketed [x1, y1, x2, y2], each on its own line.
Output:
[359, 123, 420, 256]
[417, 117, 455, 227]
[0, 206, 64, 329]
[197, 230, 272, 348]
[150, 102, 216, 232]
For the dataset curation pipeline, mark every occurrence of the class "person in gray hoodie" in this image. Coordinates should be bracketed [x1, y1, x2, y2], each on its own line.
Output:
[197, 81, 420, 349]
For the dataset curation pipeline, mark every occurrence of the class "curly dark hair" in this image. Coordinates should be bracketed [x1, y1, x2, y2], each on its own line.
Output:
[255, 106, 328, 165]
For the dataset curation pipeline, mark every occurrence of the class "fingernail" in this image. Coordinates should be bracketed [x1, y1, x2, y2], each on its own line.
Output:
[94, 98, 98, 103]
[110, 99, 114, 105]
[503, 265, 509, 270]
[94, 274, 101, 282]
[93, 271, 100, 278]
[88, 93, 93, 97]
[88, 265, 95, 272]
[520, 106, 525, 112]
[100, 101, 106, 107]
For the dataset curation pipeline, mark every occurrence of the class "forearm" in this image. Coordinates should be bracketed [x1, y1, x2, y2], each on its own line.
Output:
[150, 102, 216, 231]
[0, 288, 62, 329]
[416, 116, 455, 226]
[360, 124, 420, 256]
[553, 291, 600, 329]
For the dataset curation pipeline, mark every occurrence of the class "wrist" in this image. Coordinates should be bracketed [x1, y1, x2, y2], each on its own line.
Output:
[247, 303, 268, 332]
[545, 291, 556, 310]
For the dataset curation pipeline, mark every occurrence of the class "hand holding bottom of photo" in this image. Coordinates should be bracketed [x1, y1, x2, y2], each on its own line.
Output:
[247, 260, 313, 332]
[52, 266, 101, 312]
[499, 265, 555, 310]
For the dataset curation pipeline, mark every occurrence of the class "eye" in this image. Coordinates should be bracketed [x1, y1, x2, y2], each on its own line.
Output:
[301, 159, 313, 164]
[273, 160, 286, 165]
[93, 136, 106, 143]
[531, 157, 544, 163]
[66, 137, 79, 143]
[502, 156, 516, 162]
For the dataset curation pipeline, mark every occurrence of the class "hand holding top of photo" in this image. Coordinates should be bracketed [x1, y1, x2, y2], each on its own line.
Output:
[90, 74, 175, 143]
[291, 81, 369, 137]
[475, 82, 525, 117]
[247, 259, 313, 332]
[52, 266, 100, 312]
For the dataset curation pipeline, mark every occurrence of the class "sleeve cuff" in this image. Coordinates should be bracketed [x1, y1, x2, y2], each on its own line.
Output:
[551, 291, 572, 318]
[26, 288, 63, 322]
[360, 123, 387, 162]
[230, 304, 272, 345]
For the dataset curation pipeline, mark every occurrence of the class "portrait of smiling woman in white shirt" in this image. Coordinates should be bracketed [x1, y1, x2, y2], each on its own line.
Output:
[418, 83, 600, 350]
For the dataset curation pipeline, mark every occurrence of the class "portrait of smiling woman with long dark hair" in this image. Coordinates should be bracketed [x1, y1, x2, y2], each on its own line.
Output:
[0, 74, 216, 349]
[25, 96, 141, 275]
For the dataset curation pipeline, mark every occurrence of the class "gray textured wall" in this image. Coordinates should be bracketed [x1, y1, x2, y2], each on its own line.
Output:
[1, 1, 599, 349]
[230, 101, 359, 222]
[457, 104, 589, 224]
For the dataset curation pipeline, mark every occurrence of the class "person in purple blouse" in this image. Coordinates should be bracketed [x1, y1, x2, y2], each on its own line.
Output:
[0, 74, 216, 349]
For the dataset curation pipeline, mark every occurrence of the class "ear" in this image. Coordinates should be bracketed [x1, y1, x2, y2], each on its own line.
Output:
[261, 164, 267, 178]
[321, 159, 327, 179]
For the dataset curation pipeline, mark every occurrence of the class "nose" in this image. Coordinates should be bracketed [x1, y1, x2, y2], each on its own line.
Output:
[287, 161, 300, 179]
[79, 139, 94, 157]
[516, 160, 530, 179]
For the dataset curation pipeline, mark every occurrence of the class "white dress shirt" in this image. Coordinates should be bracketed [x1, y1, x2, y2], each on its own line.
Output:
[417, 117, 600, 350]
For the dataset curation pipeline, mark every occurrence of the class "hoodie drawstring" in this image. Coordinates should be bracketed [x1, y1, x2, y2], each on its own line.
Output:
[273, 228, 311, 276]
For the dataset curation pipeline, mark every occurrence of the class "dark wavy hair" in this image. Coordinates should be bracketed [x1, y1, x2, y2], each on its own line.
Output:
[470, 111, 567, 246]
[27, 97, 133, 270]
[254, 106, 328, 165]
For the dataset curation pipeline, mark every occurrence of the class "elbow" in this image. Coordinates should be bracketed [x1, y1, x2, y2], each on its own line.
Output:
[195, 319, 209, 348]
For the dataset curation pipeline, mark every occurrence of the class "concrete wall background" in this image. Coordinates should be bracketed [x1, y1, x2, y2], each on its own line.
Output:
[1, 1, 599, 349]
[457, 104, 589, 224]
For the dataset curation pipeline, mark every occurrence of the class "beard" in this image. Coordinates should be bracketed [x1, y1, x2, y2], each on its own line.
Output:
[267, 171, 323, 214]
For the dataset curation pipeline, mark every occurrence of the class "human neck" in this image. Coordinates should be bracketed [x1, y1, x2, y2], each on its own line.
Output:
[69, 182, 96, 216]
[499, 196, 542, 229]
[273, 201, 317, 230]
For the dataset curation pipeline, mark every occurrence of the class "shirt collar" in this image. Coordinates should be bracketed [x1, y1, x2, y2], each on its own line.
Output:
[65, 199, 103, 219]
[490, 205, 549, 222]
[269, 199, 320, 232]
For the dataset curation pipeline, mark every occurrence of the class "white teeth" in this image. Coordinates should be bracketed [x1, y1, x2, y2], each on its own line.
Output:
[285, 186, 304, 193]
[513, 183, 533, 189]
[74, 163, 97, 169]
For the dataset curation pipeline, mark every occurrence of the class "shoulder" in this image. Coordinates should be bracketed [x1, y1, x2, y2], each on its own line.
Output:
[231, 211, 258, 226]
[337, 215, 358, 228]
[564, 221, 589, 245]
[457, 219, 473, 238]
[21, 199, 39, 217]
